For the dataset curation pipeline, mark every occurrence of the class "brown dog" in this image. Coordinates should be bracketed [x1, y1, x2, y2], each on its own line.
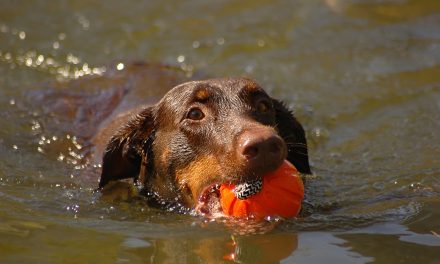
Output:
[97, 77, 310, 215]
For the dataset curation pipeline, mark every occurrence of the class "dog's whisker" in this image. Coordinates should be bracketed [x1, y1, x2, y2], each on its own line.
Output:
[292, 150, 309, 157]
[283, 138, 307, 145]
[286, 143, 308, 149]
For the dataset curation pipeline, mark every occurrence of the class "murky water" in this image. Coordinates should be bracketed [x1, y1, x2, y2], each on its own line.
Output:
[1, 0, 439, 263]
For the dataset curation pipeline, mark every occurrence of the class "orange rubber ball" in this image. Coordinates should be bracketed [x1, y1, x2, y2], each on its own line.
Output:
[220, 160, 304, 219]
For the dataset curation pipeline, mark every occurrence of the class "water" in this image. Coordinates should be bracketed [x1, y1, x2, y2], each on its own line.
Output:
[1, 0, 440, 263]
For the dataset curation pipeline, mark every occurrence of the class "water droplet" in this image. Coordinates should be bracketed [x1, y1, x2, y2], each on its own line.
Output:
[217, 38, 225, 45]
[192, 41, 200, 48]
[116, 63, 124, 70]
[18, 31, 26, 40]
[31, 121, 41, 131]
[67, 53, 80, 64]
[58, 33, 66, 40]
[257, 39, 266, 47]
[12, 145, 18, 150]
[57, 153, 65, 161]
[36, 55, 44, 65]
[53, 41, 60, 49]
[77, 15, 90, 29]
[45, 57, 54, 65]
[25, 58, 32, 67]
[177, 55, 185, 63]
[82, 63, 89, 72]
[92, 67, 105, 75]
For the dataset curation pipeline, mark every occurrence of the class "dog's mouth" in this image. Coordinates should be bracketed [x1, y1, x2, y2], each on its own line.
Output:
[194, 178, 264, 217]
[195, 184, 223, 217]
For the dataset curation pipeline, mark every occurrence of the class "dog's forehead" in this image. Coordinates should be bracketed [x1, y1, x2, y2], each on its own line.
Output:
[203, 77, 262, 92]
[156, 78, 267, 121]
[164, 77, 263, 100]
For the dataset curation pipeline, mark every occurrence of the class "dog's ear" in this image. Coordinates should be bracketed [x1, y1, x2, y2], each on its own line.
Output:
[99, 107, 155, 188]
[272, 99, 311, 174]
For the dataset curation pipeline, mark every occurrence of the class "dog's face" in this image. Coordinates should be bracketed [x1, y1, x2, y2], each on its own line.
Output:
[99, 78, 310, 214]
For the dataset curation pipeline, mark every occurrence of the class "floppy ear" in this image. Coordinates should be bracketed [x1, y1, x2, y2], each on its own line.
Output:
[98, 107, 155, 188]
[272, 99, 311, 174]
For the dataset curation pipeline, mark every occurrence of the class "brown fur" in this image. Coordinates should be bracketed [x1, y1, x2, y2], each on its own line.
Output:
[98, 77, 311, 209]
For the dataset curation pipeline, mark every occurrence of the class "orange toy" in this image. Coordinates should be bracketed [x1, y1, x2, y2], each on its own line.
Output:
[220, 160, 304, 219]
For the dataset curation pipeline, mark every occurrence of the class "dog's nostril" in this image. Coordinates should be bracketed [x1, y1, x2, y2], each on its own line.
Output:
[243, 145, 259, 159]
[241, 135, 284, 160]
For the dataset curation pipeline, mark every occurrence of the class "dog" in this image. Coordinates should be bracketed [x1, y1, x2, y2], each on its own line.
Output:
[97, 77, 311, 216]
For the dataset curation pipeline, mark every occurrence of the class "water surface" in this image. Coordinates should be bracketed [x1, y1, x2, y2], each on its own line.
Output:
[1, 0, 439, 263]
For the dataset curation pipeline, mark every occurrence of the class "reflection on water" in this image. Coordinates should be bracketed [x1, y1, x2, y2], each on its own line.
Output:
[130, 232, 299, 263]
[1, 0, 440, 263]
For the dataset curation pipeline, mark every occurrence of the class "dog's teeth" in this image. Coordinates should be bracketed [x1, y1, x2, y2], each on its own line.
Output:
[233, 179, 263, 200]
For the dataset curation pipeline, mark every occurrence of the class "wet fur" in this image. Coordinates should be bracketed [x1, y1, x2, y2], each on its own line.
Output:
[98, 77, 311, 208]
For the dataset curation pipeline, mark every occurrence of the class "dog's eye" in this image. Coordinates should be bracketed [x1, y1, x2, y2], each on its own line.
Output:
[186, 108, 205, 121]
[256, 100, 271, 113]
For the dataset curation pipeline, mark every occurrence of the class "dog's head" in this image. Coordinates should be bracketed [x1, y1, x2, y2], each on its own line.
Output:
[99, 78, 310, 214]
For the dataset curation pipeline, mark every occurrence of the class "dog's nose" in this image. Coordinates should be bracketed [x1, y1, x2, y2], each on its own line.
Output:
[238, 128, 286, 175]
[241, 133, 284, 160]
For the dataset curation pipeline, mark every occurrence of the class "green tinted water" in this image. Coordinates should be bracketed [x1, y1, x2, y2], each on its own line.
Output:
[1, 0, 439, 263]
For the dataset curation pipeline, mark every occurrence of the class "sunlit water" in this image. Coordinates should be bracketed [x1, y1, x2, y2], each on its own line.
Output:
[1, 0, 439, 263]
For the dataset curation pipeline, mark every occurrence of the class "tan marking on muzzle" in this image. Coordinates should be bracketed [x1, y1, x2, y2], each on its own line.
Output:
[175, 155, 222, 206]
